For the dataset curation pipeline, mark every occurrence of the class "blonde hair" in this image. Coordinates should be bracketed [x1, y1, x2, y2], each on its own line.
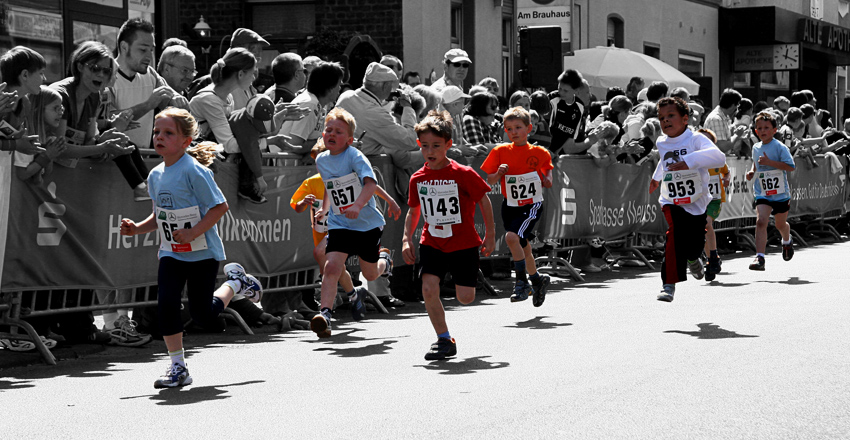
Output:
[29, 85, 63, 142]
[503, 106, 531, 126]
[155, 107, 217, 167]
[324, 107, 356, 136]
[696, 127, 717, 144]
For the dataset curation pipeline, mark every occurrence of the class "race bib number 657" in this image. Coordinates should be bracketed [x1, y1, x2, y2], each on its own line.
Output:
[325, 172, 363, 215]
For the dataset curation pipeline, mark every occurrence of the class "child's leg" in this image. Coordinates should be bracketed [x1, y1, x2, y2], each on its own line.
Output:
[421, 273, 447, 334]
[186, 259, 229, 329]
[754, 204, 773, 254]
[705, 216, 717, 256]
[455, 285, 476, 305]
[157, 257, 191, 355]
[773, 211, 791, 242]
[523, 241, 538, 276]
[315, 237, 354, 291]
[320, 252, 348, 310]
[505, 232, 528, 283]
[660, 205, 704, 284]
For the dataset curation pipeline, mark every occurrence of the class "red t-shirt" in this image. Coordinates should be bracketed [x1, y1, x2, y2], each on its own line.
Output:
[408, 159, 491, 253]
[480, 142, 554, 199]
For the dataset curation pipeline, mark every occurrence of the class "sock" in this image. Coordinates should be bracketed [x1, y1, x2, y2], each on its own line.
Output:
[687, 259, 698, 265]
[514, 259, 527, 283]
[709, 249, 718, 259]
[782, 238, 792, 245]
[529, 272, 541, 284]
[757, 253, 765, 258]
[320, 307, 332, 321]
[346, 289, 357, 302]
[224, 279, 241, 295]
[437, 331, 451, 340]
[662, 283, 675, 292]
[169, 348, 186, 368]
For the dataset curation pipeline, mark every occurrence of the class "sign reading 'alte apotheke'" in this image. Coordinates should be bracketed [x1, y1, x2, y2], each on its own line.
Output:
[801, 18, 850, 53]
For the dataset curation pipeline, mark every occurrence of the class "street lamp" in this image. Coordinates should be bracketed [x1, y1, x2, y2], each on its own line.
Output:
[194, 16, 211, 38]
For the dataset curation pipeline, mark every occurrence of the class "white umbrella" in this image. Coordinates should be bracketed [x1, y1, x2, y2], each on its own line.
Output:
[563, 46, 700, 97]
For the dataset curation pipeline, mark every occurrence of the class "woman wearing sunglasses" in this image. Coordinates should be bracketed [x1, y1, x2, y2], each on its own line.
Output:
[431, 48, 471, 92]
[49, 41, 133, 173]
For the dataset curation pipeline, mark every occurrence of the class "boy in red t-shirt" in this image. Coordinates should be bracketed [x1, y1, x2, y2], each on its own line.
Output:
[480, 106, 554, 306]
[403, 110, 496, 360]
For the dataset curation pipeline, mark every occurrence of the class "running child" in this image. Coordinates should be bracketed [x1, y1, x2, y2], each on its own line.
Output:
[403, 110, 495, 360]
[746, 111, 796, 270]
[480, 106, 553, 305]
[311, 107, 399, 338]
[696, 128, 730, 282]
[648, 97, 725, 302]
[120, 108, 261, 388]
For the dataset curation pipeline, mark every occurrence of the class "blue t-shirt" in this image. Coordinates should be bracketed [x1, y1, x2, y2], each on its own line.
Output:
[752, 138, 795, 202]
[147, 153, 227, 261]
[315, 146, 385, 231]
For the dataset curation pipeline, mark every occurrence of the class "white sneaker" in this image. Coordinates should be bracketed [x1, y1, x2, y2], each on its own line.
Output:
[224, 262, 263, 301]
[105, 315, 152, 347]
[134, 183, 151, 202]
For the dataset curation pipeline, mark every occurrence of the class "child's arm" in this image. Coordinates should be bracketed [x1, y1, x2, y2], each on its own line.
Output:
[401, 207, 421, 265]
[541, 168, 553, 188]
[120, 211, 158, 236]
[374, 184, 401, 220]
[745, 161, 757, 181]
[15, 138, 67, 180]
[478, 194, 496, 257]
[648, 179, 660, 194]
[172, 202, 229, 244]
[294, 194, 316, 213]
[343, 176, 378, 219]
[486, 164, 508, 185]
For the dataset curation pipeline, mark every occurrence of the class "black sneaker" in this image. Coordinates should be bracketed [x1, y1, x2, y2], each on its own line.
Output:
[531, 275, 550, 307]
[510, 281, 531, 302]
[237, 190, 268, 204]
[749, 256, 765, 271]
[349, 287, 367, 321]
[782, 243, 794, 261]
[424, 337, 457, 360]
[688, 259, 705, 280]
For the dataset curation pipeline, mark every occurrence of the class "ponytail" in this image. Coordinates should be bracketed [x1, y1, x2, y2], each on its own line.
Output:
[210, 48, 256, 85]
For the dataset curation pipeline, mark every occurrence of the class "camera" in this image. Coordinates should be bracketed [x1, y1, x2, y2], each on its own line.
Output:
[389, 90, 401, 99]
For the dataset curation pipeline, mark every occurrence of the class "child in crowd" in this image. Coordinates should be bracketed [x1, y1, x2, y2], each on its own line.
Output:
[403, 110, 495, 360]
[696, 128, 730, 282]
[16, 86, 67, 184]
[588, 120, 621, 168]
[228, 94, 275, 204]
[648, 97, 725, 302]
[746, 111, 796, 271]
[0, 46, 51, 159]
[480, 106, 553, 306]
[311, 107, 400, 338]
[120, 107, 261, 388]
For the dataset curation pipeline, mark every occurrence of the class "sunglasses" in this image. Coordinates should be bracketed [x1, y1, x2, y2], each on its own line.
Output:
[451, 62, 470, 68]
[85, 63, 113, 77]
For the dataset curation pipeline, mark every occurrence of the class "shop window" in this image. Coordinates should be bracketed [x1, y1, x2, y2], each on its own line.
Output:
[644, 44, 660, 59]
[451, 2, 463, 48]
[607, 15, 623, 48]
[733, 73, 752, 89]
[678, 52, 704, 78]
[1, 1, 65, 84]
[760, 71, 790, 90]
[502, 15, 512, 90]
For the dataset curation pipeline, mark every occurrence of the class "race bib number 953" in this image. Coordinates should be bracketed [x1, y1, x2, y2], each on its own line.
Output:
[662, 170, 703, 205]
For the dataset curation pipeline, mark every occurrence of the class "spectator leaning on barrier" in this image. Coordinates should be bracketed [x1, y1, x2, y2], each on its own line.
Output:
[403, 71, 421, 87]
[0, 47, 48, 159]
[441, 85, 486, 160]
[279, 61, 344, 153]
[431, 48, 471, 92]
[17, 86, 67, 184]
[549, 69, 596, 156]
[266, 52, 305, 104]
[463, 91, 501, 149]
[157, 45, 197, 96]
[625, 76, 644, 104]
[703, 88, 747, 154]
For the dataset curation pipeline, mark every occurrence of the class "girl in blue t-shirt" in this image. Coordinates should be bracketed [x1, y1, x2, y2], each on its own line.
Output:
[120, 107, 260, 388]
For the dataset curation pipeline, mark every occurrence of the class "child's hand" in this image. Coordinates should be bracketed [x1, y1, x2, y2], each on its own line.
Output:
[386, 198, 401, 220]
[44, 137, 67, 159]
[746, 170, 755, 181]
[757, 154, 772, 166]
[722, 176, 731, 187]
[101, 138, 133, 156]
[497, 164, 509, 176]
[343, 204, 361, 219]
[480, 234, 495, 257]
[314, 208, 326, 223]
[120, 218, 137, 236]
[668, 161, 690, 171]
[541, 174, 553, 188]
[648, 179, 660, 194]
[172, 227, 198, 244]
[402, 239, 416, 265]
[302, 194, 316, 207]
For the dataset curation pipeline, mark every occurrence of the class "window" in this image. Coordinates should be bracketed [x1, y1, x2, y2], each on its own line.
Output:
[451, 2, 463, 48]
[733, 73, 752, 89]
[760, 71, 790, 90]
[502, 15, 512, 93]
[607, 15, 623, 48]
[644, 44, 660, 59]
[678, 53, 704, 77]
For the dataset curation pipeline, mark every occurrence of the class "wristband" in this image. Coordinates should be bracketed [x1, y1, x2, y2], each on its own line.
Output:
[34, 153, 52, 168]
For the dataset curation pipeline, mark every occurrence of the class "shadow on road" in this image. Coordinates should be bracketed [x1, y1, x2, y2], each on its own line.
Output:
[315, 340, 398, 358]
[120, 380, 264, 405]
[664, 323, 758, 339]
[758, 277, 813, 285]
[0, 379, 35, 391]
[416, 356, 509, 375]
[505, 316, 573, 330]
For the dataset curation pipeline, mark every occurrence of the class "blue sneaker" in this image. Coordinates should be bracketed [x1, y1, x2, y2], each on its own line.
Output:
[350, 287, 367, 321]
[510, 281, 531, 302]
[657, 284, 675, 302]
[154, 363, 192, 389]
[224, 262, 263, 302]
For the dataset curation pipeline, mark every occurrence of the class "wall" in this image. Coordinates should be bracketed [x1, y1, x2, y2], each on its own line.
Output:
[403, 0, 452, 85]
[178, 0, 245, 43]
[316, 0, 404, 59]
[470, 0, 505, 87]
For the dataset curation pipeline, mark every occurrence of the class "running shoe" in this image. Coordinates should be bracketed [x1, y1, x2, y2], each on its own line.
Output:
[105, 315, 152, 347]
[657, 284, 675, 302]
[379, 248, 393, 278]
[688, 259, 705, 280]
[749, 256, 765, 271]
[237, 189, 268, 204]
[707, 256, 722, 274]
[154, 363, 192, 389]
[310, 313, 332, 338]
[531, 274, 550, 307]
[582, 263, 603, 273]
[424, 337, 457, 360]
[782, 243, 794, 261]
[133, 183, 151, 202]
[223, 262, 263, 301]
[350, 287, 367, 321]
[0, 338, 36, 352]
[510, 280, 531, 302]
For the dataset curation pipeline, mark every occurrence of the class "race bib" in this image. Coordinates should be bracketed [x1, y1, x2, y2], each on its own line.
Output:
[661, 170, 704, 205]
[708, 174, 722, 200]
[757, 169, 787, 196]
[310, 200, 328, 233]
[505, 172, 543, 207]
[418, 182, 461, 239]
[325, 172, 363, 215]
[157, 206, 208, 252]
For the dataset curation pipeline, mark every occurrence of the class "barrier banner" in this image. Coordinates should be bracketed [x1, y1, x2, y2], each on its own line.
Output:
[715, 157, 756, 222]
[2, 159, 318, 292]
[541, 157, 664, 240]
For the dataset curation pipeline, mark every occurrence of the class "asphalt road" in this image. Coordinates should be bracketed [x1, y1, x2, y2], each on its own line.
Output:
[1, 239, 848, 439]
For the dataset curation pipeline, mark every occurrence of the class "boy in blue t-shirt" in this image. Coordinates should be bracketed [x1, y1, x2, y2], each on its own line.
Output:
[311, 107, 400, 338]
[746, 111, 796, 271]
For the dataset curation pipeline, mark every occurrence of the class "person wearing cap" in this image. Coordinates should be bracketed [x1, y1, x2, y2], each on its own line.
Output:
[228, 94, 276, 203]
[431, 49, 471, 92]
[441, 85, 487, 160]
[279, 61, 344, 152]
[336, 61, 420, 171]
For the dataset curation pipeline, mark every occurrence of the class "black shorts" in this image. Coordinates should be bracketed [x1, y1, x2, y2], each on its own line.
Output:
[227, 297, 264, 325]
[501, 200, 542, 242]
[755, 198, 791, 215]
[419, 245, 480, 287]
[325, 227, 383, 262]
